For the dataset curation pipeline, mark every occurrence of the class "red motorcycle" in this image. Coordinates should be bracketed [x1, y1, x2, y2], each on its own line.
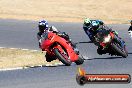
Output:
[40, 32, 84, 66]
[94, 30, 128, 58]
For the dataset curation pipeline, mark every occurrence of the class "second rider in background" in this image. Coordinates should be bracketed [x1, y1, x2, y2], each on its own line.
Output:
[82, 18, 125, 54]
[83, 18, 119, 42]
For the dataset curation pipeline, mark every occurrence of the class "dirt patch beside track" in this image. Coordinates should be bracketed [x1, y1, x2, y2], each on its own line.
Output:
[0, 0, 132, 24]
[0, 48, 60, 69]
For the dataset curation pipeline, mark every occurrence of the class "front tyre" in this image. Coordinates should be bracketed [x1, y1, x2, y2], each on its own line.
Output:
[111, 43, 128, 58]
[53, 49, 71, 66]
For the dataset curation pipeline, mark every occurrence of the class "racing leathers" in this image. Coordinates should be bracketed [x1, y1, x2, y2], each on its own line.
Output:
[37, 26, 79, 54]
[83, 20, 104, 42]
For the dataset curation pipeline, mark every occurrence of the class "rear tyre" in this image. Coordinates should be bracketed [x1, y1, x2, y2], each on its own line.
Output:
[111, 43, 128, 58]
[53, 49, 71, 66]
[75, 56, 84, 65]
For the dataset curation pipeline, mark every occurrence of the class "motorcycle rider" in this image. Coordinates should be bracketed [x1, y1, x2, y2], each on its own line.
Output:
[83, 18, 125, 54]
[128, 20, 132, 31]
[128, 20, 132, 39]
[37, 20, 79, 54]
[83, 18, 121, 41]
[83, 18, 105, 42]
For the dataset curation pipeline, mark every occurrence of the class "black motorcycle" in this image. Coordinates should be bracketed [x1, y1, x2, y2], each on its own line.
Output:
[94, 30, 128, 58]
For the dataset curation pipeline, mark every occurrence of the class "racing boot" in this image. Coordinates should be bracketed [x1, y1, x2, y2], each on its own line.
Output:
[97, 46, 106, 55]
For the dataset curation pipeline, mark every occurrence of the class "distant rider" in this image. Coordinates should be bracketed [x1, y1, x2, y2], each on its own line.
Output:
[128, 20, 132, 31]
[37, 20, 79, 54]
[83, 18, 124, 54]
[83, 18, 105, 42]
[83, 18, 119, 42]
[128, 20, 132, 39]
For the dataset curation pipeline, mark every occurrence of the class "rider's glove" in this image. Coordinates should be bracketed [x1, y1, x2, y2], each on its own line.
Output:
[57, 32, 69, 40]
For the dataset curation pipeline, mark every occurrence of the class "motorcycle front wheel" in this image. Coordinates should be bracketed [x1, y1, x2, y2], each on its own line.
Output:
[53, 48, 71, 66]
[111, 43, 128, 58]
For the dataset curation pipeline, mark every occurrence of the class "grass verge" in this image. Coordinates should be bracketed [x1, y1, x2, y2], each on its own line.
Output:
[0, 48, 60, 69]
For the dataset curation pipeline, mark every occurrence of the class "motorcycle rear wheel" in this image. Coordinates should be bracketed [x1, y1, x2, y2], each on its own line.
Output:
[75, 56, 84, 65]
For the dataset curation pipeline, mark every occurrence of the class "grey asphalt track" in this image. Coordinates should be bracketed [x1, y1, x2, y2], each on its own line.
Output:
[0, 19, 132, 88]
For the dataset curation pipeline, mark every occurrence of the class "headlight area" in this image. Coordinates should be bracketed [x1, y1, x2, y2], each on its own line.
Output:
[103, 34, 111, 43]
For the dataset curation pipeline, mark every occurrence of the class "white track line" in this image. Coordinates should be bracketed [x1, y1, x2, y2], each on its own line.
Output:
[0, 62, 64, 71]
[0, 67, 25, 71]
[10, 48, 18, 50]
[0, 47, 5, 49]
[0, 46, 39, 52]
